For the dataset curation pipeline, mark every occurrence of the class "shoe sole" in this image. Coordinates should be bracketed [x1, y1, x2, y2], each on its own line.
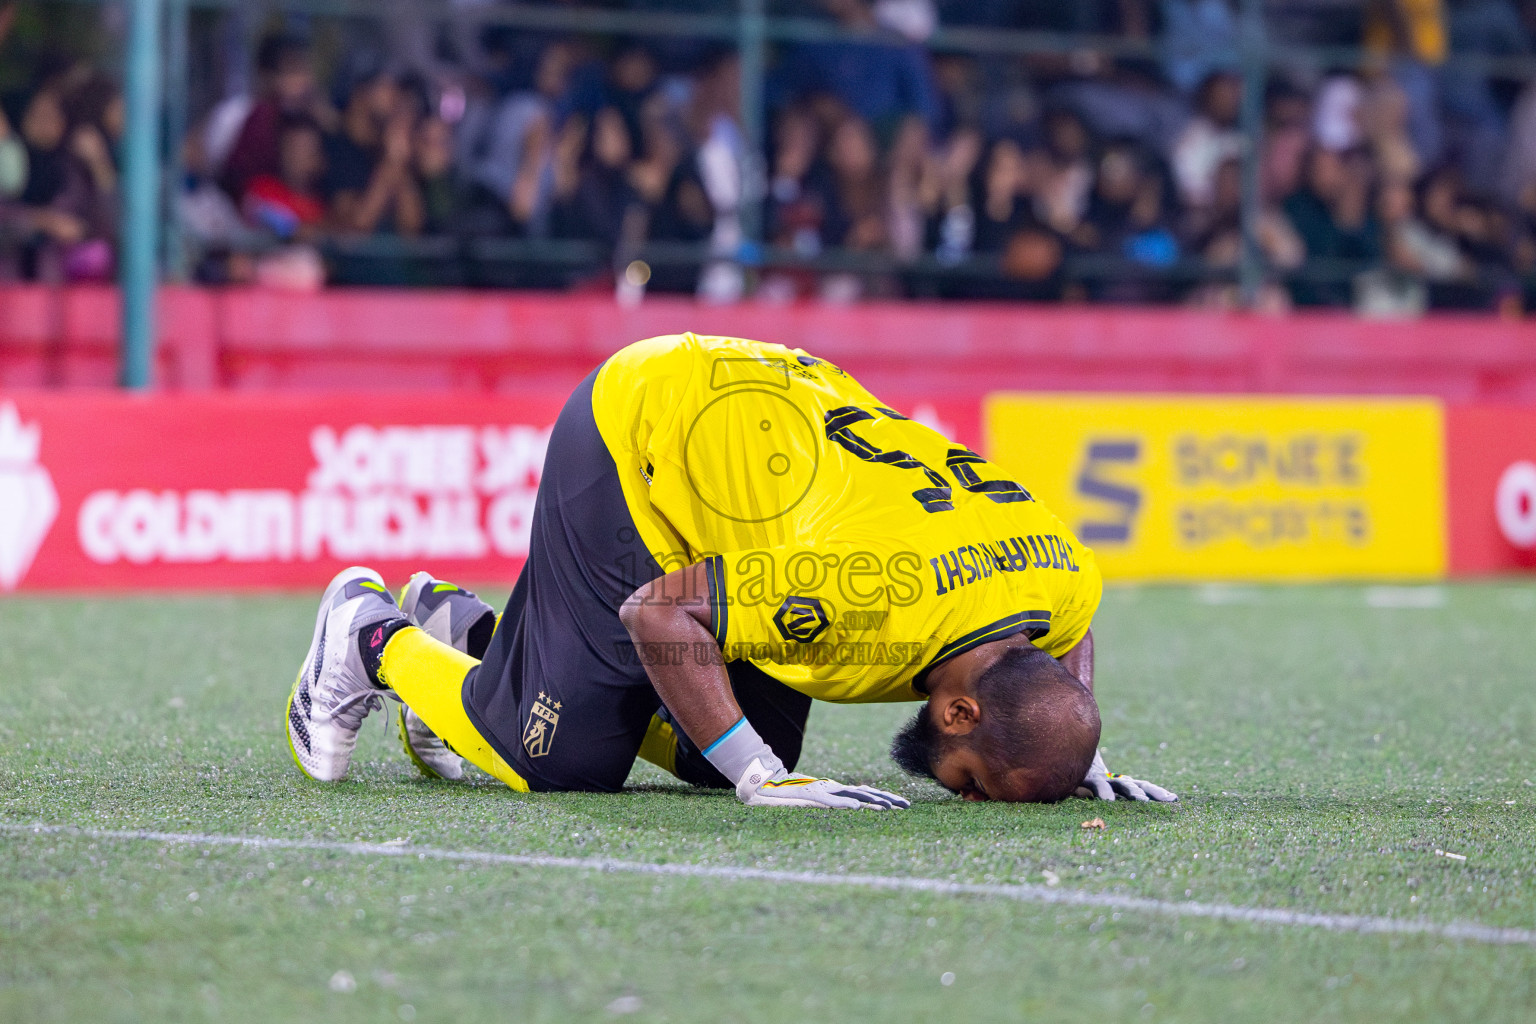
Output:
[398, 571, 432, 624]
[397, 705, 449, 780]
[286, 566, 385, 782]
[396, 572, 465, 780]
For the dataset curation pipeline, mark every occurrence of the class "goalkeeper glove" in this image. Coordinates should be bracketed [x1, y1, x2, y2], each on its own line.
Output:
[1076, 749, 1178, 802]
[704, 717, 910, 810]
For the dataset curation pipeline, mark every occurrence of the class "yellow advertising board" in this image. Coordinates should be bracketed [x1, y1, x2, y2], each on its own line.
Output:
[984, 394, 1445, 581]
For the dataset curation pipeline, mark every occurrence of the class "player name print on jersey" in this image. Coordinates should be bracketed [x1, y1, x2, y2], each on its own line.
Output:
[929, 534, 1082, 597]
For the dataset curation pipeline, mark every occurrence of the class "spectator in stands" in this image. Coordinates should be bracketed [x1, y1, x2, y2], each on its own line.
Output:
[13, 2, 1536, 311]
[766, 104, 827, 253]
[818, 115, 889, 253]
[1313, 72, 1366, 154]
[177, 127, 253, 285]
[774, 0, 942, 137]
[887, 114, 931, 259]
[686, 51, 752, 300]
[549, 105, 638, 247]
[1359, 76, 1421, 186]
[758, 103, 829, 300]
[241, 115, 330, 290]
[1444, 0, 1528, 194]
[919, 122, 983, 265]
[971, 137, 1038, 254]
[243, 116, 328, 241]
[1380, 176, 1474, 281]
[606, 43, 659, 159]
[4, 85, 93, 281]
[459, 40, 573, 236]
[324, 62, 391, 223]
[941, 133, 1065, 300]
[1183, 156, 1304, 283]
[57, 74, 119, 280]
[220, 33, 332, 201]
[1036, 108, 1094, 237]
[325, 65, 425, 237]
[414, 114, 466, 235]
[1077, 140, 1181, 301]
[1261, 80, 1312, 202]
[1363, 0, 1448, 168]
[1418, 162, 1515, 285]
[810, 113, 901, 299]
[1283, 147, 1382, 306]
[1075, 140, 1150, 255]
[1171, 71, 1245, 210]
[636, 86, 713, 243]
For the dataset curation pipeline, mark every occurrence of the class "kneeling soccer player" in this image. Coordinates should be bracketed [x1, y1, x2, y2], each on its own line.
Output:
[285, 333, 1177, 807]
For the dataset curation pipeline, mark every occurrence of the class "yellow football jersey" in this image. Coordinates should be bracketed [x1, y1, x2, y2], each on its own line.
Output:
[591, 333, 1101, 704]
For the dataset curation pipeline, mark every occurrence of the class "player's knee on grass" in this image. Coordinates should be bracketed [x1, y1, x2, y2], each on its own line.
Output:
[890, 645, 1100, 803]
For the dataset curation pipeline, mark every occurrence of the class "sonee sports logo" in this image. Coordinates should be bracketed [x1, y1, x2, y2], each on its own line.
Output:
[773, 595, 831, 643]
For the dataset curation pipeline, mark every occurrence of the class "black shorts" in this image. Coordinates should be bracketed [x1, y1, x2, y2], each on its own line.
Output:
[463, 367, 811, 792]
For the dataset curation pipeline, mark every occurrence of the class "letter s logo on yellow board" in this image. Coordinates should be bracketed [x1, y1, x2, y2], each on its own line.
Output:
[983, 395, 1445, 581]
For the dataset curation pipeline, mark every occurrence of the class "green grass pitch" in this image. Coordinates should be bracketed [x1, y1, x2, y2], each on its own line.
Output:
[2, 582, 1535, 1023]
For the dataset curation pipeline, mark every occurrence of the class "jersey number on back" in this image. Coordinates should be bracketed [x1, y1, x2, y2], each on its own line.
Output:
[824, 406, 1032, 513]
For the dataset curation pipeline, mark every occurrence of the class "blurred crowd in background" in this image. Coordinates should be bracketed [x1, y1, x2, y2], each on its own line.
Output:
[10, 0, 1536, 313]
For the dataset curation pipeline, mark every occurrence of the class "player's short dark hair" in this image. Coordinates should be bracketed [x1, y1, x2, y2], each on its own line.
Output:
[891, 644, 1100, 802]
[257, 32, 310, 75]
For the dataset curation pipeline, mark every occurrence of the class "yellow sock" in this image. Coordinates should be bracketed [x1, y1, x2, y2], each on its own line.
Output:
[636, 713, 681, 779]
[378, 626, 530, 793]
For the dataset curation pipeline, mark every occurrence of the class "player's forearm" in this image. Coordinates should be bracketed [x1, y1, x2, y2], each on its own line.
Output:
[1058, 628, 1094, 694]
[618, 571, 742, 752]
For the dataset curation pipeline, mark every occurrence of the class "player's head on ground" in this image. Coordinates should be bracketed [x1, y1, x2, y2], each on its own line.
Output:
[890, 642, 1100, 802]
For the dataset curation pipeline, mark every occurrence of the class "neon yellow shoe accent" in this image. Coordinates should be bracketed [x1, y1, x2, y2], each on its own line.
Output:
[285, 672, 316, 781]
[398, 704, 446, 780]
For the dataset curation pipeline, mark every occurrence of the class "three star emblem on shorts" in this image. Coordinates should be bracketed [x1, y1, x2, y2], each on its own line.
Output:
[524, 691, 561, 758]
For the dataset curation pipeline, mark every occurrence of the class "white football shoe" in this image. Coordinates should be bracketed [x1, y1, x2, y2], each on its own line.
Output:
[395, 572, 497, 780]
[286, 566, 406, 782]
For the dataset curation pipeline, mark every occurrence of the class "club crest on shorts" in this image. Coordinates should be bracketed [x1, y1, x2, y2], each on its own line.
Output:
[773, 595, 830, 643]
[523, 691, 561, 758]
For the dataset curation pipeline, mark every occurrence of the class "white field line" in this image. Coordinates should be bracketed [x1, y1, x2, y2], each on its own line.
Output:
[6, 822, 1535, 948]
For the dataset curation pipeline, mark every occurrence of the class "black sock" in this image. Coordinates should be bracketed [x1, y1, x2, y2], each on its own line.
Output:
[465, 611, 496, 660]
[358, 618, 410, 687]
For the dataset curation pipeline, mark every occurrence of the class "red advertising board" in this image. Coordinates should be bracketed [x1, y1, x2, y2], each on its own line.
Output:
[1446, 406, 1536, 574]
[0, 393, 566, 592]
[0, 390, 979, 593]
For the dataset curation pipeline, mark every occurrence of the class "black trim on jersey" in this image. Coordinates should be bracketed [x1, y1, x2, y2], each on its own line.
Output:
[705, 555, 729, 647]
[912, 610, 1052, 693]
